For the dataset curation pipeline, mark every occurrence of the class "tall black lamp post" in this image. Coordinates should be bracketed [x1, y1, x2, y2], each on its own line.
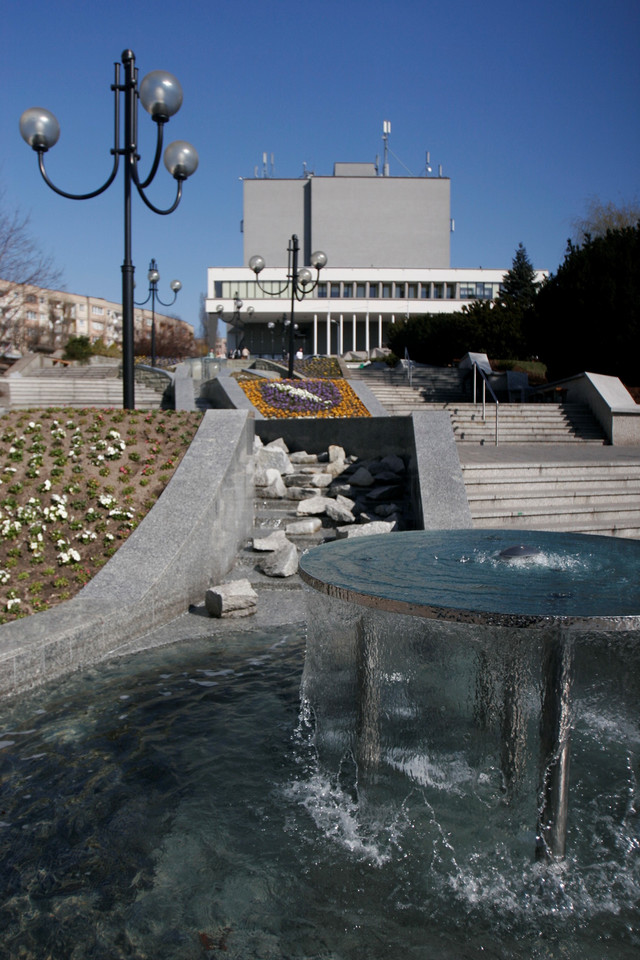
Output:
[19, 49, 198, 409]
[135, 258, 181, 368]
[249, 234, 326, 378]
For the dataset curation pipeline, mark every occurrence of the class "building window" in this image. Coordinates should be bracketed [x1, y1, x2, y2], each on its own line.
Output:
[330, 283, 341, 298]
[356, 282, 367, 298]
[317, 282, 327, 298]
[433, 284, 443, 299]
[407, 284, 418, 299]
[91, 305, 104, 316]
[446, 284, 456, 299]
[26, 310, 36, 321]
[382, 283, 392, 299]
[342, 283, 353, 298]
[421, 284, 431, 299]
[368, 283, 379, 298]
[394, 283, 405, 298]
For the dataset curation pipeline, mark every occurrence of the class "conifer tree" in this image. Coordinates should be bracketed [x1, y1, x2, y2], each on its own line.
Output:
[499, 243, 539, 310]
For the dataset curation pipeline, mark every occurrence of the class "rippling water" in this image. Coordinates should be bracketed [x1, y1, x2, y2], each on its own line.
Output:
[0, 623, 638, 959]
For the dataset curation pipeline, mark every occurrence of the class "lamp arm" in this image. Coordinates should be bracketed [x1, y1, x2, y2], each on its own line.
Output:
[134, 290, 152, 307]
[293, 268, 323, 301]
[133, 172, 183, 215]
[154, 289, 179, 308]
[36, 148, 120, 201]
[253, 276, 291, 297]
[137, 121, 165, 190]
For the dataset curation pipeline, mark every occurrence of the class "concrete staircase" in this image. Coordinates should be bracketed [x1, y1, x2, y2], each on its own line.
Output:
[429, 402, 606, 444]
[347, 362, 468, 409]
[4, 365, 166, 409]
[347, 365, 607, 443]
[461, 457, 640, 538]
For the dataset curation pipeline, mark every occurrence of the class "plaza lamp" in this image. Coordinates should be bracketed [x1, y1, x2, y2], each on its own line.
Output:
[249, 234, 327, 378]
[135, 258, 181, 368]
[19, 49, 198, 409]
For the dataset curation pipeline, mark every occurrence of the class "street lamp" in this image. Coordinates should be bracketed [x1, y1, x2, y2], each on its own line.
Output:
[249, 234, 326, 378]
[135, 258, 181, 368]
[216, 294, 254, 356]
[19, 49, 198, 409]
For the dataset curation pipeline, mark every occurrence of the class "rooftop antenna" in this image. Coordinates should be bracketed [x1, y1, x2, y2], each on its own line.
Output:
[262, 152, 268, 178]
[425, 151, 432, 175]
[270, 152, 275, 177]
[382, 120, 391, 176]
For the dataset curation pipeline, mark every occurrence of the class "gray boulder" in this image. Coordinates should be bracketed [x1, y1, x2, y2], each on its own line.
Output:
[205, 579, 258, 618]
[335, 520, 397, 539]
[256, 539, 299, 577]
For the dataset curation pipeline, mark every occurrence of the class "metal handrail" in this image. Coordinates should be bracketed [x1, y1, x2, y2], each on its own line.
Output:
[472, 361, 500, 445]
[403, 347, 414, 388]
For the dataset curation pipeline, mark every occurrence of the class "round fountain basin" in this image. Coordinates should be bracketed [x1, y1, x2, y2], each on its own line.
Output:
[300, 529, 640, 629]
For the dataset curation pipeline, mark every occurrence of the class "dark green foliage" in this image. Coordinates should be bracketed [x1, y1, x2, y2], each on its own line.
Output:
[63, 336, 93, 362]
[500, 243, 539, 311]
[386, 244, 538, 364]
[531, 225, 640, 383]
[386, 301, 528, 366]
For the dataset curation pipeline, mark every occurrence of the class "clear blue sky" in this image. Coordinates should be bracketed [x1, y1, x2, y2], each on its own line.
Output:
[2, 0, 638, 336]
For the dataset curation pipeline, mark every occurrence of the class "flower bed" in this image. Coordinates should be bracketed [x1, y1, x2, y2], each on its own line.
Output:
[238, 378, 370, 419]
[0, 408, 202, 623]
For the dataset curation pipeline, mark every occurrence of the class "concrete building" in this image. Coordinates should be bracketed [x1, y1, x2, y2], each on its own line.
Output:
[0, 280, 193, 356]
[206, 156, 546, 357]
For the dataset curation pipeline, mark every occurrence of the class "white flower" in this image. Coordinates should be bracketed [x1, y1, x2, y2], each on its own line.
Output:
[0, 570, 10, 585]
[6, 598, 21, 612]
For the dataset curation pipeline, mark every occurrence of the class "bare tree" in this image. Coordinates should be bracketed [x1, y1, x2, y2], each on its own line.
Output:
[571, 196, 640, 244]
[0, 191, 62, 353]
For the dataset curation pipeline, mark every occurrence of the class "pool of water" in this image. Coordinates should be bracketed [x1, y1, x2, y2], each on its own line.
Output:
[1, 624, 639, 959]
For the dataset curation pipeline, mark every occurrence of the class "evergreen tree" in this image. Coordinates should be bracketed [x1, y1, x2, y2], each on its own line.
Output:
[499, 243, 539, 310]
[531, 225, 640, 384]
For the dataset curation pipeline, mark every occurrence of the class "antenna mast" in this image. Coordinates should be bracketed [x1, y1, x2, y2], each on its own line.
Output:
[382, 120, 391, 176]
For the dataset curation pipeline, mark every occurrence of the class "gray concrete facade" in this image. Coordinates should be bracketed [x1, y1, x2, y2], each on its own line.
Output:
[243, 173, 451, 268]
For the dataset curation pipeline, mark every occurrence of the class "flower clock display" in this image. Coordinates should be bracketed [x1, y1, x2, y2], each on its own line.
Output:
[239, 378, 370, 419]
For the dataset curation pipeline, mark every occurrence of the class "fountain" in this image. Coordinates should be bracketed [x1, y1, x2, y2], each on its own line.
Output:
[0, 529, 639, 957]
[299, 529, 640, 863]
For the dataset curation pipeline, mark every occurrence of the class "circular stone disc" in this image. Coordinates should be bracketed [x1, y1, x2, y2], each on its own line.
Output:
[299, 529, 640, 629]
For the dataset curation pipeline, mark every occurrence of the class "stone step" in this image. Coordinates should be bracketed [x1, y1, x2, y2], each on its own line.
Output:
[5, 378, 163, 409]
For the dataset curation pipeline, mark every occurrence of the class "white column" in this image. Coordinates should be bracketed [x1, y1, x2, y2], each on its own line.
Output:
[352, 314, 357, 352]
[378, 314, 383, 347]
[339, 315, 344, 356]
[365, 312, 370, 356]
[313, 314, 318, 355]
[326, 312, 331, 356]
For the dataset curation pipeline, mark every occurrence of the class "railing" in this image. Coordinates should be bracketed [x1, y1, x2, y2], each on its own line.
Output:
[403, 347, 414, 388]
[472, 361, 500, 445]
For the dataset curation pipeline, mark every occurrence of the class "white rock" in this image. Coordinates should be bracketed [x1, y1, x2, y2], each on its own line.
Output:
[290, 451, 318, 463]
[297, 495, 334, 516]
[309, 473, 333, 488]
[205, 579, 258, 618]
[255, 466, 281, 488]
[265, 437, 289, 453]
[253, 530, 289, 551]
[256, 540, 298, 577]
[285, 517, 323, 535]
[256, 446, 294, 475]
[325, 499, 356, 523]
[262, 474, 287, 498]
[328, 445, 346, 462]
[335, 520, 397, 539]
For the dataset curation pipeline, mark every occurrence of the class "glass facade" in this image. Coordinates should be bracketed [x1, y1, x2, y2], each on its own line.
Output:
[215, 278, 499, 302]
